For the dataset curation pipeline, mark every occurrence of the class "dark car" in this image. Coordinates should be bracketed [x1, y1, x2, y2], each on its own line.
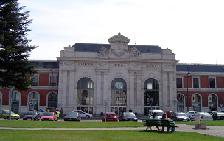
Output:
[120, 112, 138, 121]
[64, 111, 81, 121]
[102, 112, 119, 122]
[23, 111, 38, 120]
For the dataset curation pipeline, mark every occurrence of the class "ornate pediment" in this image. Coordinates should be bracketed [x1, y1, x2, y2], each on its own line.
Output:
[108, 33, 130, 43]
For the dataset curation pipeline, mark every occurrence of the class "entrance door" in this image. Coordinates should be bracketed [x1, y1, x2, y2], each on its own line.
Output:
[77, 78, 94, 114]
[144, 78, 159, 115]
[111, 78, 127, 116]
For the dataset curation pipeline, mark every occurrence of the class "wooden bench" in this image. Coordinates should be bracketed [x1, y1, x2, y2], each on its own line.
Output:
[144, 118, 176, 132]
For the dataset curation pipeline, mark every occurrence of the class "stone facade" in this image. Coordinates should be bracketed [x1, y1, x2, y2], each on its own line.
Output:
[57, 33, 177, 114]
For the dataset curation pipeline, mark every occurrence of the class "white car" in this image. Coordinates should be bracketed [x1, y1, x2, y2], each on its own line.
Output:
[149, 110, 164, 119]
[195, 112, 213, 120]
[73, 110, 92, 118]
[186, 111, 197, 120]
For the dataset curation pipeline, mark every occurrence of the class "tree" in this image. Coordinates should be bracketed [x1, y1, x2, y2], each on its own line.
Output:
[0, 0, 36, 89]
[0, 0, 36, 117]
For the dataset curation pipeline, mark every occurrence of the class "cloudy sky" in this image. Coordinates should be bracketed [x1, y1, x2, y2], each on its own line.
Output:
[19, 0, 224, 64]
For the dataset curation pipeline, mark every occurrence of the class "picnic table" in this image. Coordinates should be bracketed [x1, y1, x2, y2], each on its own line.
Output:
[144, 118, 176, 132]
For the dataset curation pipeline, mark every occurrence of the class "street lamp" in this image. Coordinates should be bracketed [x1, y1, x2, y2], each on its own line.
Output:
[186, 72, 190, 112]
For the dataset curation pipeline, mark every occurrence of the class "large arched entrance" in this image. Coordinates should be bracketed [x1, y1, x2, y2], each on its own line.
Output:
[177, 93, 185, 112]
[47, 92, 58, 108]
[11, 90, 20, 113]
[208, 94, 218, 111]
[111, 78, 127, 116]
[192, 93, 201, 112]
[144, 78, 159, 115]
[77, 78, 94, 114]
[28, 92, 39, 111]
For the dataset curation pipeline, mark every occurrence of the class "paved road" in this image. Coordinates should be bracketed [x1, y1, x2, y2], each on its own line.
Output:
[0, 124, 223, 138]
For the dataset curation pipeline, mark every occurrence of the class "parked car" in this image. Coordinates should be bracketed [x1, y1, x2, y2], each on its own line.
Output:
[0, 110, 20, 120]
[186, 111, 197, 120]
[40, 112, 57, 121]
[23, 111, 38, 120]
[195, 112, 213, 120]
[212, 111, 224, 120]
[173, 112, 190, 121]
[63, 111, 81, 121]
[73, 110, 92, 118]
[119, 112, 138, 121]
[149, 110, 164, 119]
[102, 112, 119, 122]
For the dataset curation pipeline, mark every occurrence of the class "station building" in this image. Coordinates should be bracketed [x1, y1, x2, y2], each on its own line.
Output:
[1, 33, 224, 115]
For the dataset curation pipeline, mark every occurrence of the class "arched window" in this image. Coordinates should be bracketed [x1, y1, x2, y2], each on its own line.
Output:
[48, 92, 57, 108]
[111, 78, 127, 115]
[177, 93, 185, 112]
[11, 91, 20, 113]
[77, 78, 94, 114]
[208, 94, 218, 111]
[144, 78, 159, 115]
[28, 92, 39, 111]
[192, 93, 201, 112]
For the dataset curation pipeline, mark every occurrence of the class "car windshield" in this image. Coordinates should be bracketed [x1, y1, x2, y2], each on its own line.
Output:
[177, 113, 187, 116]
[68, 112, 78, 116]
[154, 112, 163, 116]
[42, 112, 53, 116]
[3, 110, 15, 114]
[26, 111, 36, 115]
[124, 112, 136, 117]
[199, 112, 210, 116]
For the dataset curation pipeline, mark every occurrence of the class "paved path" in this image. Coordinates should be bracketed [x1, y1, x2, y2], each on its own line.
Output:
[0, 124, 223, 138]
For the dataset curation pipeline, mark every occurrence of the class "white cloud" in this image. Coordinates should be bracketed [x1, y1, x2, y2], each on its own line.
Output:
[19, 0, 224, 64]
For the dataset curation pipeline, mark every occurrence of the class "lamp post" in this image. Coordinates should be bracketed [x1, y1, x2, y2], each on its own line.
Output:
[186, 72, 190, 112]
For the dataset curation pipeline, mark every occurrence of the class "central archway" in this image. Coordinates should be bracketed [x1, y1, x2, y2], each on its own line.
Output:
[111, 78, 127, 116]
[77, 78, 94, 114]
[144, 78, 159, 115]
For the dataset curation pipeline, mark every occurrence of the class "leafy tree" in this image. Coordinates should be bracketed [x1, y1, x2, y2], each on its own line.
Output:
[0, 0, 36, 90]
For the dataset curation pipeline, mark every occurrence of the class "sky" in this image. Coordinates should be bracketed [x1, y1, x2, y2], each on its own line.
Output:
[19, 0, 224, 64]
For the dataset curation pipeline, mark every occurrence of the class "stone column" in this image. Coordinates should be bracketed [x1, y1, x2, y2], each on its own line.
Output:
[128, 71, 135, 111]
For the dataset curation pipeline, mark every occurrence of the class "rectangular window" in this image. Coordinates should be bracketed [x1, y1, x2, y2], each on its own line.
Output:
[31, 74, 38, 86]
[49, 72, 58, 86]
[193, 77, 199, 88]
[209, 77, 216, 88]
[176, 78, 183, 88]
[147, 83, 152, 90]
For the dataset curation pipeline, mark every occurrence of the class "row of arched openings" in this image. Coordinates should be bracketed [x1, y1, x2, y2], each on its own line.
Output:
[77, 77, 159, 115]
[177, 93, 218, 112]
[4, 91, 57, 113]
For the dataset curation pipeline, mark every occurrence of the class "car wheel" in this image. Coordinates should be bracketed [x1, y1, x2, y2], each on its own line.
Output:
[86, 115, 90, 118]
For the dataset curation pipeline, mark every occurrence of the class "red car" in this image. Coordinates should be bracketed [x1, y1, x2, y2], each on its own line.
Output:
[102, 112, 119, 122]
[40, 112, 57, 121]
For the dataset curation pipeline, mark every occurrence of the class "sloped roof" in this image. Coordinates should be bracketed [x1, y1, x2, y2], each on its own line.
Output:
[73, 43, 161, 53]
[176, 64, 224, 73]
[30, 61, 59, 69]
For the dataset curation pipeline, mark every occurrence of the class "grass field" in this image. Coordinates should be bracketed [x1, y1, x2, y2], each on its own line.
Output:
[0, 120, 143, 128]
[0, 130, 223, 141]
[176, 120, 224, 126]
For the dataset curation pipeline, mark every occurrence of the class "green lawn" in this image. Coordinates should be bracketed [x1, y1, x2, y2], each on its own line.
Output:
[0, 130, 223, 141]
[0, 120, 143, 128]
[176, 120, 224, 126]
